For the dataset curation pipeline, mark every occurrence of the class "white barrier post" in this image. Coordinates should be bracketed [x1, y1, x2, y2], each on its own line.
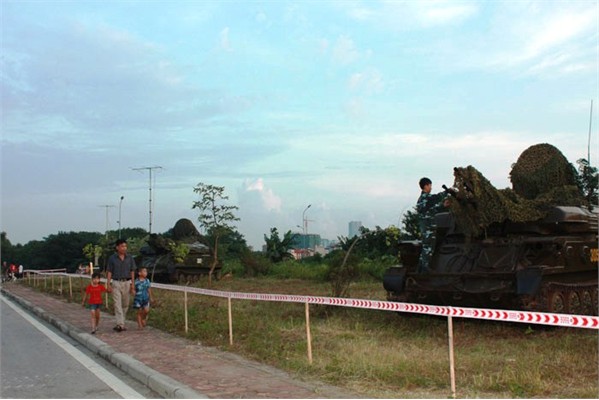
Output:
[51, 274, 54, 291]
[448, 315, 456, 398]
[305, 302, 313, 365]
[60, 275, 63, 294]
[184, 286, 189, 334]
[44, 273, 47, 289]
[228, 296, 233, 345]
[69, 276, 73, 299]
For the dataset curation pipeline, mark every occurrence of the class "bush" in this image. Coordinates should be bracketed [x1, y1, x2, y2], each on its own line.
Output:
[240, 251, 272, 276]
[269, 259, 329, 281]
[356, 256, 397, 281]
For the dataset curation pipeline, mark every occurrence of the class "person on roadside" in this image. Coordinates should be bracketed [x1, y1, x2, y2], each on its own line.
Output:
[82, 272, 107, 334]
[416, 177, 450, 273]
[133, 267, 154, 329]
[9, 263, 17, 281]
[105, 238, 136, 332]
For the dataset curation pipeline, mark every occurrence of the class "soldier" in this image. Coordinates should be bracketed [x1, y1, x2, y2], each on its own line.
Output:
[416, 177, 449, 273]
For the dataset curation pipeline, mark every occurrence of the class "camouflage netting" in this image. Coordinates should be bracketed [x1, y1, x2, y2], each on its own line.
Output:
[172, 218, 202, 241]
[448, 143, 586, 237]
[510, 143, 579, 199]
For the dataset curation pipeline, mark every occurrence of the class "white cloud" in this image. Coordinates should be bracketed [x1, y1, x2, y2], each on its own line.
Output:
[332, 35, 360, 65]
[343, 0, 478, 29]
[348, 69, 384, 94]
[409, 0, 478, 27]
[220, 27, 232, 51]
[460, 3, 597, 77]
[242, 178, 282, 212]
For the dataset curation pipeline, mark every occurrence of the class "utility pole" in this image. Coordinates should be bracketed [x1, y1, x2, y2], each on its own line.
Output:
[98, 205, 116, 242]
[132, 166, 162, 234]
[588, 99, 593, 163]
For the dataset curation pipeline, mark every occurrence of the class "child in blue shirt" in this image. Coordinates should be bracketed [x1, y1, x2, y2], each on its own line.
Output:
[133, 267, 154, 329]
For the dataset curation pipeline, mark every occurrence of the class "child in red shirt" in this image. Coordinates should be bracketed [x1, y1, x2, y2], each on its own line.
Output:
[82, 272, 107, 334]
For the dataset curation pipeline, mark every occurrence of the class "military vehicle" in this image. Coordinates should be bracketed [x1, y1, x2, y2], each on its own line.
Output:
[384, 144, 598, 315]
[136, 218, 221, 283]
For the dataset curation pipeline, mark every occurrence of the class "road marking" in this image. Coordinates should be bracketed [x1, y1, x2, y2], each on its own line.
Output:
[1, 295, 144, 399]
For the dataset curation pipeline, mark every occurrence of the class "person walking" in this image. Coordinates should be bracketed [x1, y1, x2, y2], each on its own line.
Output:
[416, 177, 449, 273]
[105, 239, 136, 332]
[133, 267, 154, 329]
[81, 272, 107, 334]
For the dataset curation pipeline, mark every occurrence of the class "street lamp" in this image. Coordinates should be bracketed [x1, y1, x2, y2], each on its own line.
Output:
[118, 196, 124, 238]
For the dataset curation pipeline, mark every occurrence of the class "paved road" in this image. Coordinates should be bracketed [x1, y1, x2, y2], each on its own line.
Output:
[0, 295, 160, 399]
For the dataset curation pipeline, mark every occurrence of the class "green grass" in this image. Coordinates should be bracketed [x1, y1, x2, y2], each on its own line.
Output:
[23, 274, 599, 398]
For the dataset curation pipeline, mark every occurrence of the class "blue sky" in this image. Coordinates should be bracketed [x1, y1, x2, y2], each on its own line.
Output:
[2, 0, 597, 249]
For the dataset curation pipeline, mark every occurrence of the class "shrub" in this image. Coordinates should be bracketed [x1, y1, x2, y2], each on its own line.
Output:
[269, 259, 329, 281]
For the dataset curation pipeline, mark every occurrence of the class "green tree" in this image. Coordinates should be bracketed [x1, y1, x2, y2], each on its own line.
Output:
[401, 208, 421, 240]
[577, 158, 598, 207]
[263, 228, 297, 263]
[338, 225, 401, 260]
[1, 232, 15, 264]
[82, 243, 103, 268]
[205, 227, 249, 260]
[192, 183, 240, 284]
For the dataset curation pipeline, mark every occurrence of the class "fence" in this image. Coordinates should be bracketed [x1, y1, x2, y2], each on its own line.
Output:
[21, 269, 599, 398]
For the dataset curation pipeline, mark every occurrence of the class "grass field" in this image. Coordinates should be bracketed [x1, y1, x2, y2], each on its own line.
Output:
[26, 274, 599, 398]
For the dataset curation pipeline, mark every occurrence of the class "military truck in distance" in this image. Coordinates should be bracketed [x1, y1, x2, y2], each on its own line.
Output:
[384, 144, 598, 316]
[136, 218, 221, 283]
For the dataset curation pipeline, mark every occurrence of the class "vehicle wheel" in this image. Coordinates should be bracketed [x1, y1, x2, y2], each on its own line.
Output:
[548, 290, 566, 314]
[580, 290, 594, 315]
[566, 291, 582, 315]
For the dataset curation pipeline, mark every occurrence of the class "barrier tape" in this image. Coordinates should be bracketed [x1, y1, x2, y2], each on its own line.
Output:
[25, 271, 599, 330]
[33, 268, 67, 273]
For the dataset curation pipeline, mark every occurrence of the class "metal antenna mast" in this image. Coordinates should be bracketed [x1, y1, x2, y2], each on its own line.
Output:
[132, 166, 163, 234]
[588, 99, 593, 163]
[98, 204, 116, 241]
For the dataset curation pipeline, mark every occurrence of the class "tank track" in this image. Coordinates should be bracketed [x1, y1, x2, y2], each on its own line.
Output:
[532, 281, 599, 316]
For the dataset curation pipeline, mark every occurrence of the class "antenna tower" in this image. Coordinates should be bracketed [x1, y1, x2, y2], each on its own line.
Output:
[132, 166, 163, 234]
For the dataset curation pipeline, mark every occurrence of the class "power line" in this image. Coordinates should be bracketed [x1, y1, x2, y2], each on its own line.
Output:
[132, 166, 163, 234]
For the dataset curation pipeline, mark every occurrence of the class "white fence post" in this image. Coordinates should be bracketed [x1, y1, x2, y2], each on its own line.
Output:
[184, 286, 189, 334]
[305, 302, 313, 365]
[447, 315, 456, 398]
[228, 296, 233, 345]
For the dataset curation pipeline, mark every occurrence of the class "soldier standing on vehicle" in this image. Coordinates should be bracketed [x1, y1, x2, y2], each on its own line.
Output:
[416, 177, 450, 273]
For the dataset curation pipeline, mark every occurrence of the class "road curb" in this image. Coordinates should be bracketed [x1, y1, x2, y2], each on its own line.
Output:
[1, 288, 207, 399]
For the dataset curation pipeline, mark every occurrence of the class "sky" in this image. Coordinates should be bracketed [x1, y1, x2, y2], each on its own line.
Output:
[1, 0, 598, 250]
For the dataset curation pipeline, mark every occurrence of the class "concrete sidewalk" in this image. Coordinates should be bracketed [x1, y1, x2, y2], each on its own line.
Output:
[1, 283, 357, 399]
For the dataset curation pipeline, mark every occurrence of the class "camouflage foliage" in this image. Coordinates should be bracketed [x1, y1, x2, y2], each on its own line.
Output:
[510, 143, 579, 199]
[448, 143, 586, 238]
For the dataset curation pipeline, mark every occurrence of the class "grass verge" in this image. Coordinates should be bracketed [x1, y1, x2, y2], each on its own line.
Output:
[23, 275, 599, 398]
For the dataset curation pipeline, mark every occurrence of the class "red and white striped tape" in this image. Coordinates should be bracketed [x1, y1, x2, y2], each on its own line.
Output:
[151, 282, 599, 330]
[27, 271, 598, 329]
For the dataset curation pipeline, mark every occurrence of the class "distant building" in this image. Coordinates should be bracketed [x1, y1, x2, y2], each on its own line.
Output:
[348, 221, 362, 238]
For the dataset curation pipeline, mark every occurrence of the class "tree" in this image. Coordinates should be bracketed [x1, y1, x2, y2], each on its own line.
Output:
[577, 158, 598, 207]
[263, 228, 297, 263]
[1, 232, 15, 264]
[82, 243, 103, 268]
[192, 183, 240, 284]
[401, 208, 421, 240]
